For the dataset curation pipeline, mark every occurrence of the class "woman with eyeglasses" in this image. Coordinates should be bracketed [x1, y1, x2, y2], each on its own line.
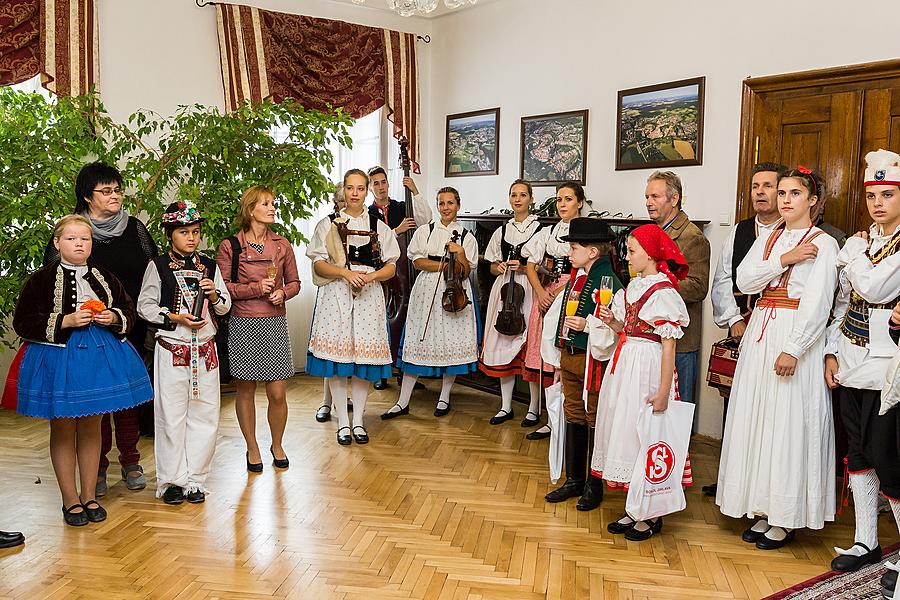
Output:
[43, 161, 158, 499]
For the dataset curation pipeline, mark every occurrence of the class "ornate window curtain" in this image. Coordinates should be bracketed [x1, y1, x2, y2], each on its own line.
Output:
[216, 4, 421, 172]
[0, 0, 98, 96]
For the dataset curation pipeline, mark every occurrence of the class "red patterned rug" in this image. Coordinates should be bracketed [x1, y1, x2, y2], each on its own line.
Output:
[765, 544, 900, 599]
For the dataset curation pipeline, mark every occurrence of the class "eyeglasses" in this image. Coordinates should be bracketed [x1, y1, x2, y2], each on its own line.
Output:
[93, 187, 123, 196]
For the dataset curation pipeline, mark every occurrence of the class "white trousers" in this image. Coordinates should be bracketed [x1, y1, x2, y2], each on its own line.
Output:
[153, 343, 221, 496]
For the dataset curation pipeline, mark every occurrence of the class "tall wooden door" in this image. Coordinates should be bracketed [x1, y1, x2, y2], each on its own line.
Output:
[737, 60, 900, 235]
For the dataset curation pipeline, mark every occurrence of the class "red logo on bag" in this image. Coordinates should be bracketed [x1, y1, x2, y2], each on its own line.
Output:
[645, 441, 675, 484]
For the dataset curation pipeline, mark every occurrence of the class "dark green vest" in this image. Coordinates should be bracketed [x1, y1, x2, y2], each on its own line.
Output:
[554, 256, 623, 350]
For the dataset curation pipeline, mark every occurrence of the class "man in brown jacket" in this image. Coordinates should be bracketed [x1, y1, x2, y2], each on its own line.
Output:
[644, 171, 710, 420]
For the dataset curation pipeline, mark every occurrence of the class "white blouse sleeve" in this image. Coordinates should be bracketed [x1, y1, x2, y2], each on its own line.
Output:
[406, 224, 430, 262]
[783, 236, 839, 358]
[378, 220, 401, 264]
[137, 262, 166, 325]
[305, 217, 333, 263]
[540, 292, 563, 368]
[484, 227, 504, 263]
[825, 274, 850, 356]
[411, 193, 433, 226]
[736, 233, 788, 294]
[639, 287, 690, 339]
[463, 229, 479, 270]
[522, 227, 549, 263]
[211, 268, 232, 316]
[711, 225, 743, 328]
[611, 289, 626, 323]
[586, 314, 617, 361]
[843, 237, 900, 304]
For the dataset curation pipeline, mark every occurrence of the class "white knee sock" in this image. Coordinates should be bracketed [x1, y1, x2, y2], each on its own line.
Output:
[437, 374, 456, 409]
[328, 377, 350, 429]
[527, 381, 541, 417]
[851, 469, 880, 552]
[890, 497, 900, 535]
[396, 374, 417, 410]
[351, 377, 368, 428]
[497, 376, 515, 414]
[323, 380, 332, 408]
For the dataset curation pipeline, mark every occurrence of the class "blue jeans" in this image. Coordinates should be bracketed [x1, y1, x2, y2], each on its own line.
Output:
[675, 350, 699, 431]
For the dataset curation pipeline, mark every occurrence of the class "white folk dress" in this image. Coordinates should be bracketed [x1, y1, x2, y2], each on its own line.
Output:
[306, 209, 400, 381]
[480, 215, 541, 368]
[398, 221, 480, 376]
[521, 220, 571, 383]
[716, 226, 839, 530]
[588, 273, 690, 486]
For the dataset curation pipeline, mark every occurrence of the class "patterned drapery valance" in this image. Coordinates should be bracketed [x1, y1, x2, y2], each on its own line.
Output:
[216, 4, 421, 172]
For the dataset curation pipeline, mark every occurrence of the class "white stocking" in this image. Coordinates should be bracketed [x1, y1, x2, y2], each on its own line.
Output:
[350, 377, 369, 428]
[322, 380, 332, 408]
[436, 374, 456, 410]
[496, 376, 515, 416]
[526, 381, 541, 417]
[328, 377, 350, 430]
[840, 469, 880, 555]
[394, 374, 417, 411]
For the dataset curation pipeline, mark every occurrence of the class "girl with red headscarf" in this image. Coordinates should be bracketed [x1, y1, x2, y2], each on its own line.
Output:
[587, 224, 691, 541]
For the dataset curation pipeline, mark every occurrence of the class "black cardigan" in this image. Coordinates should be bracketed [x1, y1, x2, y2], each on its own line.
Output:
[13, 261, 135, 345]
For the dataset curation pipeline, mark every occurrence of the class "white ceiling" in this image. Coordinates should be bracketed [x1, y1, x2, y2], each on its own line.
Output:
[326, 0, 490, 18]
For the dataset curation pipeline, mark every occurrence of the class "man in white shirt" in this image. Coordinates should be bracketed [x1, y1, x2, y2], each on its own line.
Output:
[703, 162, 785, 497]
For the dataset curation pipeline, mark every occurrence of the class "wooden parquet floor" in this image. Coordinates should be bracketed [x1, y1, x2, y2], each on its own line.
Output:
[0, 375, 895, 599]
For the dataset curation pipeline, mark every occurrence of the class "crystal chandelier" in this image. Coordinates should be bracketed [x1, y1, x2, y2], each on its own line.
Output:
[351, 0, 478, 17]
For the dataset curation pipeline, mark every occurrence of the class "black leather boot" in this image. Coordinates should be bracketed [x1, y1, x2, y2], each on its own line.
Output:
[545, 422, 587, 503]
[576, 428, 603, 511]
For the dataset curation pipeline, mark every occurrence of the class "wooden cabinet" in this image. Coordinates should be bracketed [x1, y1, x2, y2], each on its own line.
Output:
[738, 59, 900, 235]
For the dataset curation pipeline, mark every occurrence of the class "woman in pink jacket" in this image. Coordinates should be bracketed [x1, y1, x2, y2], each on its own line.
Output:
[217, 186, 301, 473]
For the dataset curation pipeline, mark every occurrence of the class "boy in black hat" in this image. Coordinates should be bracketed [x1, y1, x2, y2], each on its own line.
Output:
[542, 217, 623, 511]
[137, 202, 231, 505]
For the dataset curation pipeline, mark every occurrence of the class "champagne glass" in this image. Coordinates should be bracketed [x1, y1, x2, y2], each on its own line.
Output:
[598, 276, 613, 307]
[266, 261, 277, 280]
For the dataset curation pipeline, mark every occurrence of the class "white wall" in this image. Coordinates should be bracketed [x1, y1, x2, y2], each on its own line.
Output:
[424, 0, 898, 437]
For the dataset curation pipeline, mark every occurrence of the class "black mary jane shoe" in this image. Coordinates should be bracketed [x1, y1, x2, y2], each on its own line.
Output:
[490, 409, 515, 425]
[246, 451, 263, 473]
[351, 426, 369, 445]
[270, 446, 290, 469]
[741, 522, 769, 544]
[62, 503, 89, 527]
[373, 379, 388, 391]
[526, 426, 551, 441]
[315, 405, 332, 423]
[337, 426, 353, 446]
[185, 489, 205, 504]
[380, 404, 409, 420]
[607, 515, 637, 535]
[624, 517, 663, 541]
[81, 500, 107, 523]
[163, 486, 185, 505]
[0, 530, 24, 549]
[755, 527, 795, 550]
[701, 483, 717, 497]
[520, 411, 540, 428]
[434, 401, 451, 418]
[831, 543, 882, 572]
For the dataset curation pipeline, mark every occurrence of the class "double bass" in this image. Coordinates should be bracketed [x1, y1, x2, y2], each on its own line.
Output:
[384, 138, 417, 362]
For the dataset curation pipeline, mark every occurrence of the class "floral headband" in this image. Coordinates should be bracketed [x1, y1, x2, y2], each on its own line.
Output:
[161, 201, 205, 226]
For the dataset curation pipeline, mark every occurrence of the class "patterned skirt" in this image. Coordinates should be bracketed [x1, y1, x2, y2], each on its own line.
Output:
[228, 315, 295, 382]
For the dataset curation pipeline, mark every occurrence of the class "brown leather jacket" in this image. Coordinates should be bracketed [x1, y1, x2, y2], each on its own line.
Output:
[665, 211, 710, 353]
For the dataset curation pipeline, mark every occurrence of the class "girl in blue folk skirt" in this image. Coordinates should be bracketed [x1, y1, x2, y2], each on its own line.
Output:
[6, 215, 153, 527]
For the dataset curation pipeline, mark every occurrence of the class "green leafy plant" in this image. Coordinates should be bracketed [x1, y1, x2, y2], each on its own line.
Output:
[0, 88, 353, 340]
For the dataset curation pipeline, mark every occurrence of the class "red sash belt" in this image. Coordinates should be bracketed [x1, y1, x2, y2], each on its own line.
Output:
[158, 338, 219, 371]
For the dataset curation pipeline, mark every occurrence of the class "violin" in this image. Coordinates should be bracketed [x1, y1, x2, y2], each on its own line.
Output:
[494, 256, 526, 336]
[441, 231, 469, 313]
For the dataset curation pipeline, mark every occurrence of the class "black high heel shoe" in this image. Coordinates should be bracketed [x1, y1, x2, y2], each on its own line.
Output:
[246, 451, 263, 473]
[270, 446, 289, 469]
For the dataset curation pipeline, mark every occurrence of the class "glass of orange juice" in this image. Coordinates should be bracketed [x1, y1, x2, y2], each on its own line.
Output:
[562, 287, 580, 340]
[598, 276, 613, 306]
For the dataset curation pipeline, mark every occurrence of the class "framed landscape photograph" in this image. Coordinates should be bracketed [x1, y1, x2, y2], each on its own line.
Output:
[444, 108, 500, 177]
[615, 76, 705, 171]
[520, 109, 588, 186]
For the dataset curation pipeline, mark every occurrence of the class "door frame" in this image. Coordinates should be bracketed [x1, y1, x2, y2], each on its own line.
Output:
[736, 58, 900, 222]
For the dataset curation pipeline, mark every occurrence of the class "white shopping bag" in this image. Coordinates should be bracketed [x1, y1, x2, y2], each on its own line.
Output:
[546, 382, 565, 484]
[625, 402, 694, 521]
[880, 347, 900, 416]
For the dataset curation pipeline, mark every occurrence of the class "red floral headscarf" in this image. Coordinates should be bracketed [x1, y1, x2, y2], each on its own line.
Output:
[630, 224, 689, 288]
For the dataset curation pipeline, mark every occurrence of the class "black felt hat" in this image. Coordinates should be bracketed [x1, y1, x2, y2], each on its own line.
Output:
[559, 217, 617, 244]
